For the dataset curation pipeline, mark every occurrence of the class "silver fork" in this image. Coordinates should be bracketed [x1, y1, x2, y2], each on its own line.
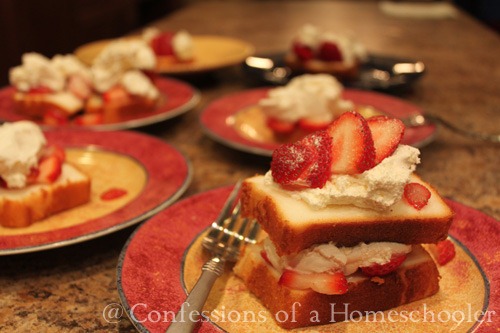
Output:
[166, 181, 260, 333]
[402, 114, 500, 143]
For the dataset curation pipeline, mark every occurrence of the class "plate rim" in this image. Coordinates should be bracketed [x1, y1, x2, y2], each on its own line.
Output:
[0, 129, 193, 255]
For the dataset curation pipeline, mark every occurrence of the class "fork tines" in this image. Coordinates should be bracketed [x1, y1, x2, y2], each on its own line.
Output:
[203, 182, 259, 261]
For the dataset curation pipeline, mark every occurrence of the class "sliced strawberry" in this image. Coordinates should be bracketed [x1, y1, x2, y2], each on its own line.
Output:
[26, 167, 40, 184]
[360, 254, 407, 277]
[42, 144, 66, 162]
[317, 41, 343, 62]
[100, 188, 128, 201]
[327, 111, 375, 174]
[428, 239, 456, 266]
[74, 113, 104, 126]
[150, 32, 175, 56]
[298, 117, 331, 132]
[43, 108, 69, 126]
[0, 177, 7, 188]
[36, 156, 62, 183]
[67, 75, 91, 100]
[260, 250, 273, 266]
[266, 117, 296, 134]
[279, 270, 348, 295]
[296, 131, 332, 188]
[367, 116, 405, 164]
[28, 86, 53, 94]
[292, 41, 314, 61]
[271, 131, 332, 189]
[271, 142, 314, 185]
[404, 182, 431, 210]
[102, 86, 131, 105]
[85, 95, 104, 114]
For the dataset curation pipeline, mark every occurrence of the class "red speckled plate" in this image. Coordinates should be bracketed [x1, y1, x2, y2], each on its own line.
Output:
[0, 129, 191, 255]
[200, 88, 436, 156]
[117, 187, 498, 333]
[0, 77, 199, 131]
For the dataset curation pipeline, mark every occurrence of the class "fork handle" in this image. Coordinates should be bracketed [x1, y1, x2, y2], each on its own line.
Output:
[166, 257, 225, 333]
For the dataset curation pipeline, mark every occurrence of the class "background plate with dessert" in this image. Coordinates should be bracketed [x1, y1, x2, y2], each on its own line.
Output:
[0, 76, 200, 131]
[200, 87, 436, 157]
[74, 33, 255, 75]
[0, 129, 192, 255]
[116, 186, 499, 333]
[243, 52, 426, 92]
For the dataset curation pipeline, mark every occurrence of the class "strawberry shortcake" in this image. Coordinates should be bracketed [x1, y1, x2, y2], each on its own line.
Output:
[0, 121, 90, 228]
[234, 111, 455, 329]
[285, 24, 367, 79]
[9, 39, 161, 126]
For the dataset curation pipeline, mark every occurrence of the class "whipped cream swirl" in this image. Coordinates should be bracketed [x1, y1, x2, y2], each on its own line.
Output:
[267, 145, 421, 211]
[259, 74, 353, 123]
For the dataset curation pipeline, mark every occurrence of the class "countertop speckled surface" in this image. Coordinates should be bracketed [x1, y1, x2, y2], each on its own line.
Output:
[1, 1, 498, 332]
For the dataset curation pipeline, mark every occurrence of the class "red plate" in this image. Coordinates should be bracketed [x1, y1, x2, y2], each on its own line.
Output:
[0, 77, 199, 130]
[117, 187, 498, 332]
[200, 88, 436, 156]
[0, 129, 192, 255]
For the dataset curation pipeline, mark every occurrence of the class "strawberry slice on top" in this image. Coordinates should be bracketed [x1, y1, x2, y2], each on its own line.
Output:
[271, 130, 332, 188]
[367, 116, 405, 164]
[327, 111, 375, 175]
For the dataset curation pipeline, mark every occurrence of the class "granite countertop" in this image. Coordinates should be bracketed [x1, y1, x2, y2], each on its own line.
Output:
[0, 1, 498, 332]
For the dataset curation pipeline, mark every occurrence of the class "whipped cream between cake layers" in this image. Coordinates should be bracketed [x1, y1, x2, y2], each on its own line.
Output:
[91, 40, 159, 99]
[0, 121, 46, 188]
[263, 238, 412, 276]
[295, 24, 367, 66]
[259, 74, 353, 123]
[265, 144, 421, 211]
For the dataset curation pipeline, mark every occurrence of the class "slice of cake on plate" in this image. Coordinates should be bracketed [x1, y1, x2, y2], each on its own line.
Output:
[0, 121, 91, 228]
[234, 111, 454, 329]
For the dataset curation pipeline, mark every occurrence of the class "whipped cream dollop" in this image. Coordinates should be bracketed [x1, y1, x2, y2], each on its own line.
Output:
[91, 39, 158, 98]
[0, 121, 46, 188]
[294, 24, 367, 66]
[263, 238, 412, 276]
[9, 53, 90, 92]
[259, 74, 353, 123]
[172, 30, 194, 61]
[266, 145, 421, 211]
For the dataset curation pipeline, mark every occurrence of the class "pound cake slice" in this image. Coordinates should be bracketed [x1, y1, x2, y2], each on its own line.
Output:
[241, 173, 453, 255]
[0, 163, 91, 228]
[234, 244, 439, 330]
[234, 111, 455, 329]
[0, 121, 91, 228]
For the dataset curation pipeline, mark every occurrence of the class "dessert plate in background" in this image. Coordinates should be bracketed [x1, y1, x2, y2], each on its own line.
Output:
[242, 52, 426, 92]
[0, 77, 200, 131]
[117, 186, 499, 332]
[200, 88, 436, 157]
[75, 35, 255, 74]
[0, 130, 192, 255]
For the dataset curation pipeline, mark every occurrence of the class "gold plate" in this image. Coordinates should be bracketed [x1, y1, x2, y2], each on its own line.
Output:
[74, 35, 255, 74]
